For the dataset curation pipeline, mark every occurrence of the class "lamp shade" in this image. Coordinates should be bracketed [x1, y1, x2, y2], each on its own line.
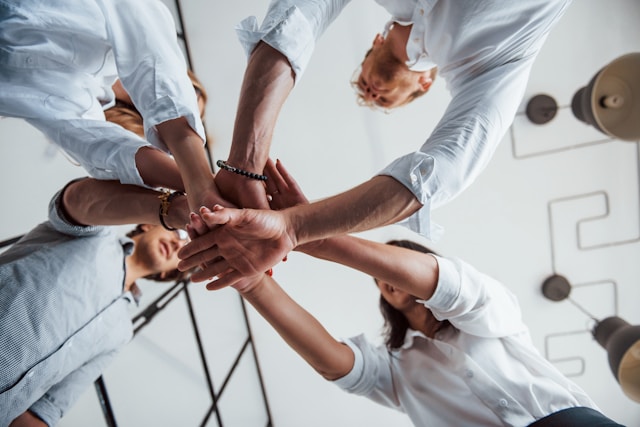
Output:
[592, 316, 640, 402]
[571, 52, 640, 141]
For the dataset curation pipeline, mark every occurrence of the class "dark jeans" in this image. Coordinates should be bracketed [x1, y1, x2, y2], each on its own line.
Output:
[528, 407, 625, 427]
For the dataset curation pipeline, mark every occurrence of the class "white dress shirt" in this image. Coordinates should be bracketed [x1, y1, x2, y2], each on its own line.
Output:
[333, 256, 598, 426]
[0, 0, 205, 187]
[236, 0, 571, 239]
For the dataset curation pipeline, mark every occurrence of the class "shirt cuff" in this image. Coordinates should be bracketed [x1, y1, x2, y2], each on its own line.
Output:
[331, 337, 364, 391]
[235, 6, 315, 83]
[144, 96, 206, 152]
[48, 181, 107, 237]
[416, 255, 461, 314]
[378, 152, 444, 240]
[29, 396, 62, 427]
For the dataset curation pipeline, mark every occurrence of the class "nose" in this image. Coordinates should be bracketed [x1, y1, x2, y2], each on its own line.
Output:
[363, 86, 379, 101]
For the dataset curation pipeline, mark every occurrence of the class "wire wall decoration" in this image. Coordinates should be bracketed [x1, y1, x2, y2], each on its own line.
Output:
[510, 108, 640, 379]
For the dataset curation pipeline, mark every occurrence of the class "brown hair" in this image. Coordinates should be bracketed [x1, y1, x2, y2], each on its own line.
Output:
[378, 240, 450, 350]
[104, 69, 208, 138]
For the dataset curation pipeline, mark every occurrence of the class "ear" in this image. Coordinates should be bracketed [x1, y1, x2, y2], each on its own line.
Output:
[381, 281, 396, 294]
[418, 74, 433, 92]
[139, 224, 153, 233]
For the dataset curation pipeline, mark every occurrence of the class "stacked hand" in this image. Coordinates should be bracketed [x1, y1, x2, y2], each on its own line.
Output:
[178, 159, 306, 290]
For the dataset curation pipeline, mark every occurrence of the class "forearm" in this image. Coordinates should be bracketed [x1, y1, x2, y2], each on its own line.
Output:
[9, 411, 47, 427]
[241, 275, 354, 380]
[156, 117, 212, 195]
[289, 175, 422, 244]
[228, 41, 295, 172]
[299, 234, 438, 300]
[62, 178, 188, 229]
[135, 146, 185, 191]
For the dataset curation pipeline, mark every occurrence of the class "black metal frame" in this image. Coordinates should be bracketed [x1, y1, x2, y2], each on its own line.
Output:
[88, 0, 273, 424]
[119, 279, 273, 427]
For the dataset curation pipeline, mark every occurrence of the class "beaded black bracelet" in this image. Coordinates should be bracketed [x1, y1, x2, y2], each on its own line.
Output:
[216, 159, 267, 181]
[158, 190, 185, 231]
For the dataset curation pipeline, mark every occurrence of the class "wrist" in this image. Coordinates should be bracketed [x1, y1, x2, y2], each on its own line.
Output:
[216, 159, 267, 181]
[159, 190, 188, 230]
[233, 274, 267, 295]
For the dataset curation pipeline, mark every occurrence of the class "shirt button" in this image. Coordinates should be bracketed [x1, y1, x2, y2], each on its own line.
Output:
[414, 37, 420, 43]
[410, 173, 418, 183]
[27, 371, 35, 378]
[420, 8, 425, 15]
[499, 399, 508, 407]
[26, 56, 34, 65]
[465, 369, 474, 378]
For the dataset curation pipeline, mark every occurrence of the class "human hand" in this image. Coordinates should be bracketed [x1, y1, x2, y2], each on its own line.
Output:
[187, 210, 269, 293]
[177, 205, 295, 289]
[264, 158, 328, 254]
[264, 158, 309, 210]
[215, 168, 270, 209]
[187, 173, 236, 213]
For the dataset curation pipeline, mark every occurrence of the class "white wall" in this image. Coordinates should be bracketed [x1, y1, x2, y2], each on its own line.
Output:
[1, 0, 639, 426]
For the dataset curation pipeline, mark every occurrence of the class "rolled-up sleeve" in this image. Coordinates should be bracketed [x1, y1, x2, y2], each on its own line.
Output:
[236, 0, 352, 82]
[419, 256, 527, 338]
[333, 334, 402, 411]
[97, 0, 205, 151]
[48, 182, 109, 238]
[29, 118, 153, 187]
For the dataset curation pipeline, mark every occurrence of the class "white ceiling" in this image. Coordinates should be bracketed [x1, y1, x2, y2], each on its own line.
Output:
[1, 0, 639, 425]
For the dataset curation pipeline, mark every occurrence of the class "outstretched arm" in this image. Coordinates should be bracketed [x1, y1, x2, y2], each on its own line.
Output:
[179, 160, 424, 292]
[240, 275, 355, 381]
[215, 42, 295, 210]
[155, 118, 231, 212]
[178, 175, 421, 287]
[217, 0, 353, 209]
[298, 235, 439, 301]
[62, 178, 189, 230]
[266, 159, 438, 299]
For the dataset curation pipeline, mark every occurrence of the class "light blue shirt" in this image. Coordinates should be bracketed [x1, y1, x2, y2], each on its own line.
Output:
[0, 188, 134, 426]
[0, 0, 205, 187]
[334, 256, 598, 426]
[235, 0, 571, 239]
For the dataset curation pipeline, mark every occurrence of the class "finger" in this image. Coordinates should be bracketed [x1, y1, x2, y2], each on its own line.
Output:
[264, 158, 285, 194]
[185, 224, 198, 240]
[177, 231, 220, 263]
[276, 159, 305, 198]
[199, 205, 237, 228]
[189, 212, 209, 235]
[190, 258, 231, 282]
[205, 270, 244, 291]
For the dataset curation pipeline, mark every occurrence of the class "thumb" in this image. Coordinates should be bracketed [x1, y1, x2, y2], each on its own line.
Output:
[199, 204, 234, 227]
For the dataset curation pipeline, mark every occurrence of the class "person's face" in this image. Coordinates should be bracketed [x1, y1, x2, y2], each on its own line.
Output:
[376, 279, 417, 311]
[135, 225, 189, 278]
[353, 34, 431, 110]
